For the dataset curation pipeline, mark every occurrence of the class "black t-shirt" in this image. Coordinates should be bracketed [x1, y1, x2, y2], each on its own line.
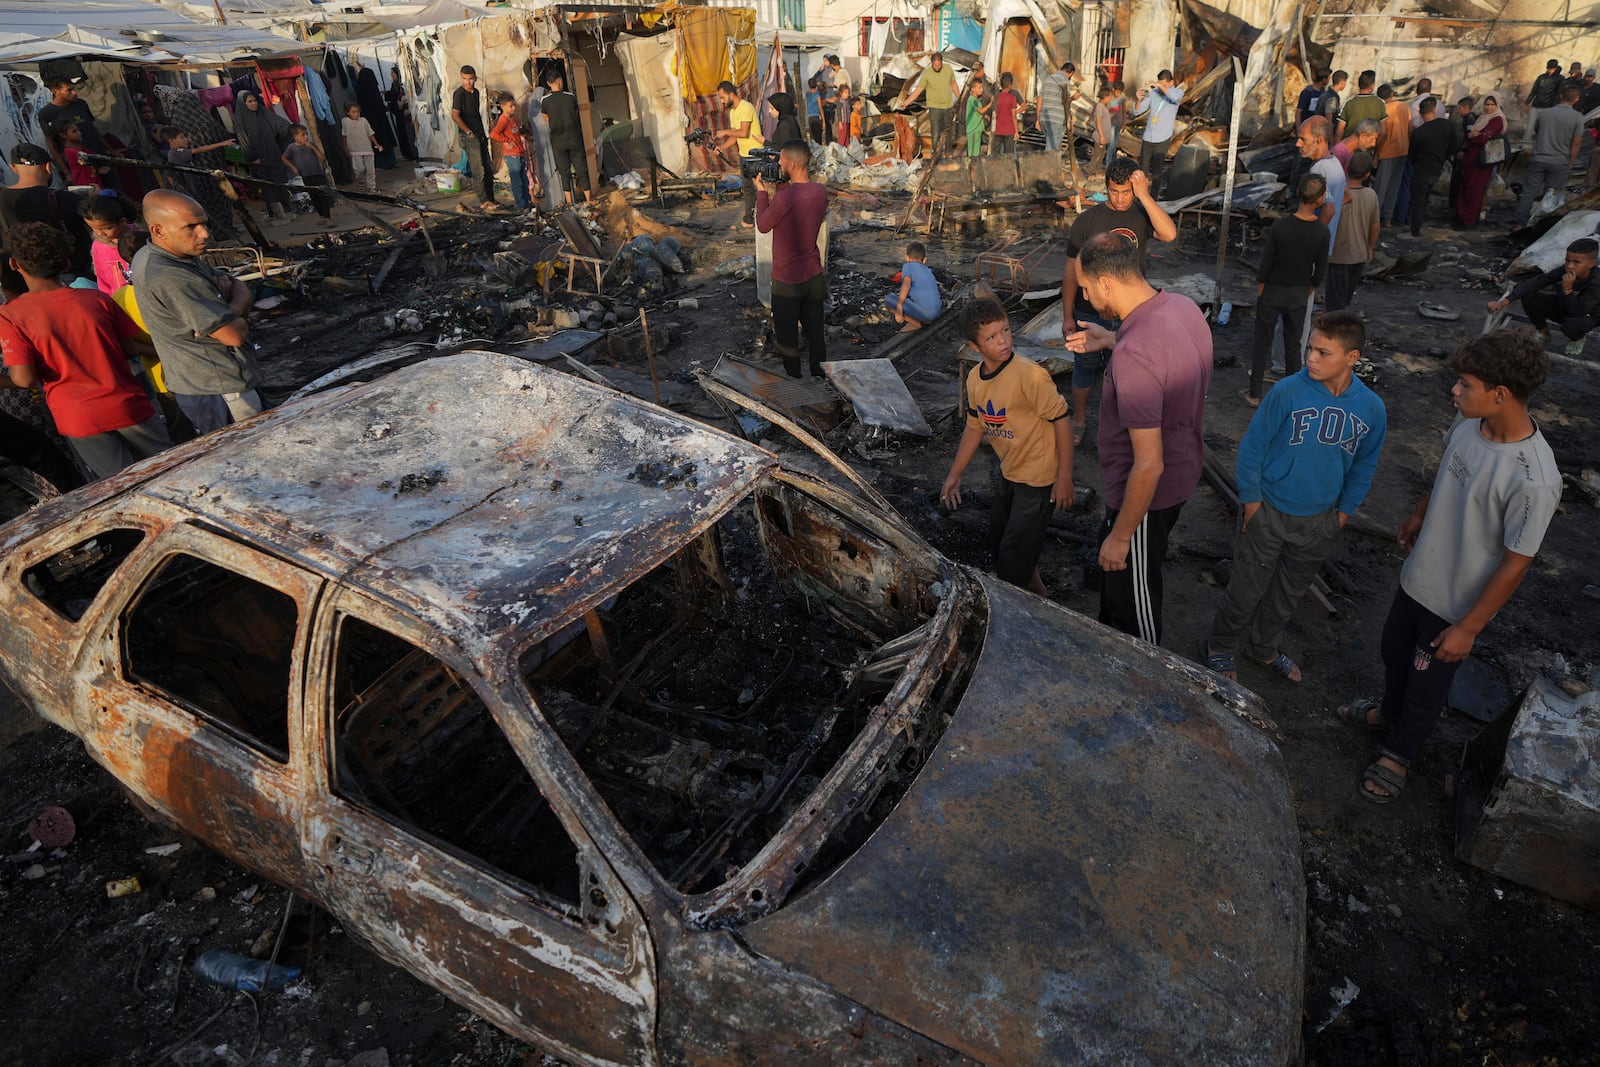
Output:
[542, 90, 582, 150]
[37, 99, 106, 152]
[1409, 117, 1461, 172]
[1064, 203, 1155, 316]
[1296, 85, 1322, 119]
[0, 185, 92, 277]
[451, 85, 486, 135]
[1258, 214, 1329, 289]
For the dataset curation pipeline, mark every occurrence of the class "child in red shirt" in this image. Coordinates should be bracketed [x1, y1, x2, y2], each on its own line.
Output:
[488, 92, 532, 212]
[991, 72, 1023, 156]
[0, 223, 170, 479]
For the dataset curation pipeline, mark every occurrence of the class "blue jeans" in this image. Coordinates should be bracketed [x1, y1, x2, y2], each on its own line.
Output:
[1039, 114, 1063, 153]
[886, 293, 939, 323]
[504, 154, 531, 210]
[1103, 139, 1116, 170]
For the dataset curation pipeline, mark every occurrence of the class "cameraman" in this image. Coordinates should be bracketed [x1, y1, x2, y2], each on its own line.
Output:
[715, 80, 762, 229]
[755, 141, 829, 378]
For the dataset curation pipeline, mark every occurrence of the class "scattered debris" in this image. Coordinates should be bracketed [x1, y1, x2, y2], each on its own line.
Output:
[27, 805, 74, 847]
[1417, 301, 1461, 321]
[1308, 977, 1362, 1033]
[192, 949, 301, 993]
[105, 876, 142, 898]
[1456, 677, 1600, 908]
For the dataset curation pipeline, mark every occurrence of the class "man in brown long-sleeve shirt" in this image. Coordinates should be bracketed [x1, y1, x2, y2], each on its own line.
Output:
[755, 141, 829, 378]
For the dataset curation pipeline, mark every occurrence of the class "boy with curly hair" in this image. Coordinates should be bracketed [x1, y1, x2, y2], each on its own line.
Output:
[1337, 328, 1561, 804]
[0, 222, 170, 478]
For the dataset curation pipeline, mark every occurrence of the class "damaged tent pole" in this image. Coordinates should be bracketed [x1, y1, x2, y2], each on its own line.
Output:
[83, 154, 461, 221]
[638, 308, 663, 404]
[1211, 56, 1246, 320]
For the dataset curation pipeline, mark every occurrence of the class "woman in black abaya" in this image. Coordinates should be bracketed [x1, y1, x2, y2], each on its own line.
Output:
[356, 65, 400, 169]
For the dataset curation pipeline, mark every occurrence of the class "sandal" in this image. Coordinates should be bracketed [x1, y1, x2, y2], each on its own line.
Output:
[1198, 639, 1237, 681]
[1071, 418, 1087, 446]
[1254, 651, 1301, 683]
[1335, 698, 1389, 733]
[1241, 389, 1261, 409]
[1359, 748, 1411, 804]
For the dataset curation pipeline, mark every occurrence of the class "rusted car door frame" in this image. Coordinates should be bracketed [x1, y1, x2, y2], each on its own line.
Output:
[76, 520, 324, 890]
[301, 586, 658, 1067]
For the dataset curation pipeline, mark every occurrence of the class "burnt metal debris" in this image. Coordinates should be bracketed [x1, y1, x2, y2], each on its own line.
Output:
[0, 353, 1304, 1065]
[1456, 678, 1600, 909]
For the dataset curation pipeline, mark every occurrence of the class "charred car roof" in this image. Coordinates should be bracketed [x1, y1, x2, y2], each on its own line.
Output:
[83, 354, 774, 649]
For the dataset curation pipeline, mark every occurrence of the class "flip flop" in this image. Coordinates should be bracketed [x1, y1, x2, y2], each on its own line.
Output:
[1335, 698, 1389, 733]
[1254, 651, 1301, 683]
[1241, 389, 1261, 409]
[1197, 639, 1237, 681]
[1071, 420, 1087, 446]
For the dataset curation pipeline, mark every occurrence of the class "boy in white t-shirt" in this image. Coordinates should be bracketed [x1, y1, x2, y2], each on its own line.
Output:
[1337, 328, 1561, 804]
[341, 102, 380, 193]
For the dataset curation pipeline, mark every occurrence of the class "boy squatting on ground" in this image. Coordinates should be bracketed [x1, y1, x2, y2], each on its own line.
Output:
[886, 241, 942, 332]
[940, 298, 1074, 595]
[1200, 311, 1387, 685]
[1336, 328, 1561, 804]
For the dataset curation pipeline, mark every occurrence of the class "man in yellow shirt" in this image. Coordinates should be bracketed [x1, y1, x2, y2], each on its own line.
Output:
[717, 80, 763, 229]
[901, 52, 960, 152]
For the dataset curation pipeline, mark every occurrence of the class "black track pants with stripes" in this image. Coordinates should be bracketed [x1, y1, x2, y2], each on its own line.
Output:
[1098, 503, 1184, 645]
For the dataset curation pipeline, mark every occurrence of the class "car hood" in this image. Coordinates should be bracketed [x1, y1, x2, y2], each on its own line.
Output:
[741, 576, 1304, 1066]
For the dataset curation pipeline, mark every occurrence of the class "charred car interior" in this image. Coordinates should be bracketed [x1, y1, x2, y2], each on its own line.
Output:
[520, 477, 978, 902]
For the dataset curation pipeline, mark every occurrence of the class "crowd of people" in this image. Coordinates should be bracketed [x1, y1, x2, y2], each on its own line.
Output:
[941, 164, 1561, 802]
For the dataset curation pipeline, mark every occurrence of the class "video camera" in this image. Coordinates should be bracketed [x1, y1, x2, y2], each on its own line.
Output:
[684, 128, 714, 147]
[740, 147, 785, 184]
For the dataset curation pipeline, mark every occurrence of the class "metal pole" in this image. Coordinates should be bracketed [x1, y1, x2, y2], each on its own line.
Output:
[1212, 55, 1246, 319]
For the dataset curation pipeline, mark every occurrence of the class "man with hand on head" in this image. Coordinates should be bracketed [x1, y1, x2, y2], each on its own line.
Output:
[1058, 157, 1177, 443]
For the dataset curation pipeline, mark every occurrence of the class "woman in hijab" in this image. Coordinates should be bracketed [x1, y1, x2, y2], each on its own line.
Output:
[766, 92, 804, 146]
[233, 91, 295, 223]
[1453, 94, 1504, 229]
[386, 65, 418, 162]
[356, 65, 400, 169]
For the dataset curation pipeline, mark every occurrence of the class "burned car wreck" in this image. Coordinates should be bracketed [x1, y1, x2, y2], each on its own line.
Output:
[0, 353, 1304, 1066]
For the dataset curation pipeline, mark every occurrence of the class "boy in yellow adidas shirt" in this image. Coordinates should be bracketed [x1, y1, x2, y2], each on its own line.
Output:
[940, 298, 1074, 593]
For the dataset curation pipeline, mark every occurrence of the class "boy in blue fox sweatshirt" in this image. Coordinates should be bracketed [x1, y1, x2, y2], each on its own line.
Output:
[1201, 311, 1386, 683]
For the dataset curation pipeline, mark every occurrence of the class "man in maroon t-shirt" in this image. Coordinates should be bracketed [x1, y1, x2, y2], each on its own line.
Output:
[1067, 232, 1212, 644]
[755, 141, 829, 378]
[0, 223, 170, 479]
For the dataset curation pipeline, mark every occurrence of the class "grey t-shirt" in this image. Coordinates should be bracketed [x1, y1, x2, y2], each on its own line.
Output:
[130, 244, 260, 395]
[1401, 417, 1561, 622]
[1531, 104, 1583, 163]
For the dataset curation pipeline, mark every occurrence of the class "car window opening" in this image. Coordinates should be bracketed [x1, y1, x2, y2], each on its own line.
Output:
[522, 480, 973, 902]
[23, 528, 147, 621]
[330, 616, 582, 910]
[124, 554, 296, 762]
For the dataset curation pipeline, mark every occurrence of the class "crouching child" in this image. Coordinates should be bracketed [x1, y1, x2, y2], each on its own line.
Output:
[940, 298, 1074, 594]
[886, 241, 942, 332]
[1202, 311, 1386, 684]
[1336, 327, 1561, 804]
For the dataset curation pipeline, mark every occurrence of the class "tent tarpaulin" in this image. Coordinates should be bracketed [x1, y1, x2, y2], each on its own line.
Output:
[677, 5, 756, 99]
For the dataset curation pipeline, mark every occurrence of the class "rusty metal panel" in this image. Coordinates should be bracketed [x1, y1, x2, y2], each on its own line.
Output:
[1456, 678, 1600, 909]
[741, 575, 1304, 1066]
[821, 358, 934, 438]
